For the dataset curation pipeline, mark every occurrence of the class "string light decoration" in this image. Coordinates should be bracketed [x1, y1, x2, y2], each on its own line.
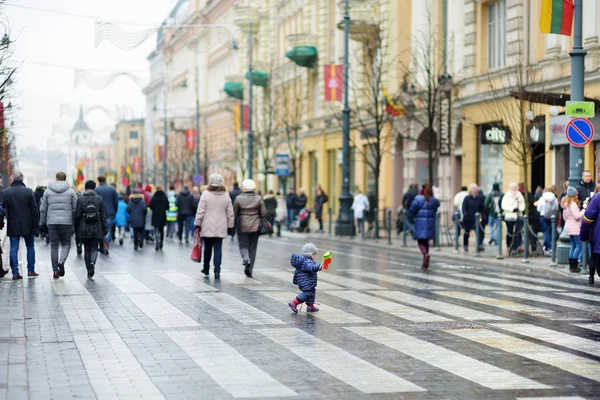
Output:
[74, 70, 147, 90]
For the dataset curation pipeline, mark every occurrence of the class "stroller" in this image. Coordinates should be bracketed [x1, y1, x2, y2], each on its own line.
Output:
[292, 208, 311, 233]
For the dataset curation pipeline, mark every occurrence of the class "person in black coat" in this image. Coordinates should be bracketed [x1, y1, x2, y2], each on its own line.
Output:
[149, 186, 169, 251]
[461, 184, 486, 253]
[313, 185, 328, 233]
[74, 180, 108, 278]
[176, 186, 195, 243]
[2, 172, 39, 279]
[285, 188, 297, 229]
[127, 190, 147, 250]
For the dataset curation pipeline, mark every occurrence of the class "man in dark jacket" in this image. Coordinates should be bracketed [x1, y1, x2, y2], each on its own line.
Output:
[229, 182, 242, 204]
[149, 186, 169, 251]
[127, 190, 147, 250]
[75, 180, 108, 278]
[176, 186, 195, 243]
[577, 170, 595, 205]
[2, 172, 39, 279]
[95, 175, 118, 254]
[462, 184, 486, 253]
[33, 185, 45, 238]
[285, 188, 296, 229]
[403, 184, 419, 209]
[295, 188, 307, 216]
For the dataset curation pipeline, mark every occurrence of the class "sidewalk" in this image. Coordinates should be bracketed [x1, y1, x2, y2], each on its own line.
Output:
[277, 229, 587, 280]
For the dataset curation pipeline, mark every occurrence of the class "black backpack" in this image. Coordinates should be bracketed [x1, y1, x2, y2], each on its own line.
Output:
[83, 199, 99, 223]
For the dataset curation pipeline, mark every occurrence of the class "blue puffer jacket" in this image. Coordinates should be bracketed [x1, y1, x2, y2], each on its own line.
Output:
[408, 194, 440, 240]
[291, 254, 321, 291]
[115, 200, 128, 227]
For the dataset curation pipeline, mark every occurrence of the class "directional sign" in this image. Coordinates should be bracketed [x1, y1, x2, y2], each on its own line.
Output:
[566, 101, 596, 118]
[565, 117, 594, 147]
[193, 174, 203, 186]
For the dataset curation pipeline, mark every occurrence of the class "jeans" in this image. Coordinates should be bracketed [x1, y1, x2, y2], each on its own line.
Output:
[569, 235, 582, 260]
[104, 216, 115, 244]
[540, 217, 552, 251]
[238, 232, 259, 272]
[177, 216, 195, 241]
[167, 221, 176, 238]
[488, 215, 500, 244]
[286, 209, 295, 229]
[9, 235, 35, 275]
[356, 218, 365, 233]
[48, 225, 72, 272]
[81, 238, 99, 270]
[203, 237, 223, 273]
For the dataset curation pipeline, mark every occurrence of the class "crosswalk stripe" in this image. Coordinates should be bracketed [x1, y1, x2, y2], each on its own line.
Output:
[372, 291, 508, 321]
[74, 332, 164, 399]
[398, 272, 503, 290]
[128, 294, 200, 328]
[158, 272, 219, 292]
[558, 292, 600, 302]
[572, 323, 600, 332]
[318, 273, 387, 290]
[167, 330, 297, 398]
[485, 272, 600, 292]
[517, 397, 587, 400]
[324, 290, 450, 322]
[447, 328, 600, 382]
[434, 291, 554, 313]
[491, 323, 600, 357]
[219, 271, 263, 285]
[258, 269, 345, 290]
[345, 270, 446, 290]
[260, 291, 371, 324]
[59, 295, 115, 332]
[257, 327, 425, 394]
[447, 273, 564, 292]
[346, 326, 549, 390]
[495, 291, 599, 312]
[53, 273, 90, 295]
[194, 292, 285, 325]
[103, 273, 153, 293]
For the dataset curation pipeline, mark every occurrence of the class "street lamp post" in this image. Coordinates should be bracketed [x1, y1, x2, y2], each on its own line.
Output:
[162, 91, 168, 189]
[247, 23, 254, 180]
[335, 0, 354, 236]
[568, 0, 586, 189]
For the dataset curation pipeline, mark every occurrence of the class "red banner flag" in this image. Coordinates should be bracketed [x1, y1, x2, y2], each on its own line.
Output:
[132, 156, 141, 173]
[185, 129, 196, 150]
[160, 145, 165, 162]
[324, 64, 343, 102]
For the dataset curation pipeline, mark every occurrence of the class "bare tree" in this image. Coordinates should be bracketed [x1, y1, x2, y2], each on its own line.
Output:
[254, 66, 277, 192]
[0, 3, 17, 182]
[235, 129, 248, 180]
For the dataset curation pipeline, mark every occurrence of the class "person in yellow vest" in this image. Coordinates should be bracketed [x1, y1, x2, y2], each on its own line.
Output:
[166, 186, 178, 239]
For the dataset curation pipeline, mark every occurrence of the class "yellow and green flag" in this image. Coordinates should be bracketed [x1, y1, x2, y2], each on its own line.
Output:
[75, 162, 84, 187]
[540, 0, 574, 36]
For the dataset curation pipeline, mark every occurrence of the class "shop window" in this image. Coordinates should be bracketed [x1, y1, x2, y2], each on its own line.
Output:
[129, 148, 139, 157]
[478, 122, 508, 194]
[487, 0, 506, 70]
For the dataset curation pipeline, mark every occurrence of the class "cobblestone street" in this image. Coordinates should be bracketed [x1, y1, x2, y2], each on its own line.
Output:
[1, 234, 599, 399]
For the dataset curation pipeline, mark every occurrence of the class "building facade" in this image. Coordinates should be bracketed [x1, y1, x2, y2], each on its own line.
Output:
[113, 119, 145, 190]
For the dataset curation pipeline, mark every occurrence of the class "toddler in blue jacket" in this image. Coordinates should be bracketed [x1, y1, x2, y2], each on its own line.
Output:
[288, 243, 322, 313]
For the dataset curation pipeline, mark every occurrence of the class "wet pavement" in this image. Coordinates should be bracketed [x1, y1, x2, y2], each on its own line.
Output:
[1, 233, 599, 399]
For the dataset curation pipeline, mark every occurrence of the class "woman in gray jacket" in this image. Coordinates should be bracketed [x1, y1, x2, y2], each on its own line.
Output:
[234, 179, 266, 278]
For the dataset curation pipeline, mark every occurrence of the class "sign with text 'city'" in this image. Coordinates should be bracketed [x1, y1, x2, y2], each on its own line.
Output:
[275, 154, 290, 176]
[566, 101, 595, 118]
[478, 123, 511, 145]
[566, 117, 594, 147]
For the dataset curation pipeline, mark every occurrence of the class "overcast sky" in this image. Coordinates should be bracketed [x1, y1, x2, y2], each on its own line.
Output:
[4, 0, 175, 155]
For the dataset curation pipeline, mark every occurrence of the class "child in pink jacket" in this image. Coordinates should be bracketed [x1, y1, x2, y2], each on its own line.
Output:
[562, 187, 585, 273]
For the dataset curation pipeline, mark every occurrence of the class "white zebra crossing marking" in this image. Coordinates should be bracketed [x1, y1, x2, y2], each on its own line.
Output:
[318, 273, 387, 290]
[447, 328, 600, 382]
[558, 292, 600, 302]
[372, 291, 508, 321]
[219, 271, 263, 285]
[260, 291, 371, 324]
[324, 291, 450, 322]
[258, 327, 425, 394]
[485, 272, 600, 292]
[128, 294, 200, 328]
[103, 273, 153, 293]
[434, 291, 554, 313]
[167, 330, 297, 398]
[517, 397, 586, 400]
[158, 272, 219, 292]
[447, 273, 564, 292]
[495, 291, 599, 312]
[346, 326, 549, 390]
[259, 269, 346, 290]
[491, 323, 600, 357]
[195, 292, 285, 325]
[398, 272, 503, 291]
[345, 270, 446, 290]
[572, 323, 600, 332]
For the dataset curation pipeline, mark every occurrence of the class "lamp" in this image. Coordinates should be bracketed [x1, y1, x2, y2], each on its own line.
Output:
[525, 110, 535, 121]
[549, 105, 560, 117]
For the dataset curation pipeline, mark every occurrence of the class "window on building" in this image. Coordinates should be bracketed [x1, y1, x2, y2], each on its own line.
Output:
[129, 148, 139, 157]
[487, 0, 506, 70]
[129, 131, 139, 139]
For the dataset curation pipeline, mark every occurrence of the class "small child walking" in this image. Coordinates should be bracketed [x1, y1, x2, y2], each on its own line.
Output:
[288, 243, 322, 313]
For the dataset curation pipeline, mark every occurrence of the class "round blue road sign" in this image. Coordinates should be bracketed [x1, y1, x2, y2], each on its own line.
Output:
[566, 118, 594, 147]
[193, 174, 203, 185]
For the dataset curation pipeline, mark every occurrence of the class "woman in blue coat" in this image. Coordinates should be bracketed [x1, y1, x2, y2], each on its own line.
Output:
[408, 183, 440, 271]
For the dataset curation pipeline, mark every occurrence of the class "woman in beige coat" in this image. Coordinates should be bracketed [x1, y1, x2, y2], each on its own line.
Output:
[234, 179, 266, 278]
[194, 174, 234, 279]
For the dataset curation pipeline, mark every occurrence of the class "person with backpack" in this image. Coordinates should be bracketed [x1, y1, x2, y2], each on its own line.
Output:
[484, 183, 503, 246]
[74, 180, 108, 278]
[536, 188, 559, 255]
[127, 190, 148, 251]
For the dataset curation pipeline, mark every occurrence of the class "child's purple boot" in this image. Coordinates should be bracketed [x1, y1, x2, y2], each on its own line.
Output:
[306, 304, 319, 312]
[288, 298, 300, 313]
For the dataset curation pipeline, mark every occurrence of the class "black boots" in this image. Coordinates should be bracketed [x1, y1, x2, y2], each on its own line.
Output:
[569, 258, 581, 273]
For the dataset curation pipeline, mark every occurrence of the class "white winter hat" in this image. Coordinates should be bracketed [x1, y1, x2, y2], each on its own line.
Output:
[301, 243, 318, 256]
[242, 179, 256, 192]
[209, 174, 224, 187]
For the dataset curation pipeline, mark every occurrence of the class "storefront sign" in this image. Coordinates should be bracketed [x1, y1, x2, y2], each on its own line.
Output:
[527, 121, 545, 144]
[479, 123, 511, 145]
[566, 101, 595, 118]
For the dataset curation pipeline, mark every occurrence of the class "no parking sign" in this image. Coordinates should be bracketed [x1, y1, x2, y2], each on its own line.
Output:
[565, 117, 594, 147]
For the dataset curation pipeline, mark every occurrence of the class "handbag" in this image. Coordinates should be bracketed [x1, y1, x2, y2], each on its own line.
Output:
[190, 230, 202, 262]
[259, 218, 273, 235]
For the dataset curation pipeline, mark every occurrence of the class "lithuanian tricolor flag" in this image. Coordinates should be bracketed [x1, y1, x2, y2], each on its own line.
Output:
[75, 162, 84, 187]
[382, 87, 404, 117]
[122, 165, 131, 186]
[540, 0, 574, 36]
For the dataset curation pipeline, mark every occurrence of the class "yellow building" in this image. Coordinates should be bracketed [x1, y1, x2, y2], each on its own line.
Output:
[113, 119, 145, 190]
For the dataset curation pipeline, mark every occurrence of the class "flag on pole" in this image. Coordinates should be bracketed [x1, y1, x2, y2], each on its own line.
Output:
[324, 64, 343, 102]
[154, 145, 165, 162]
[234, 105, 249, 133]
[185, 129, 196, 150]
[122, 165, 131, 186]
[75, 162, 84, 187]
[132, 156, 141, 173]
[382, 87, 405, 116]
[540, 0, 574, 36]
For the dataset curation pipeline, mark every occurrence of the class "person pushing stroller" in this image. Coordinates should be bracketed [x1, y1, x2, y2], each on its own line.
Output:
[288, 243, 322, 313]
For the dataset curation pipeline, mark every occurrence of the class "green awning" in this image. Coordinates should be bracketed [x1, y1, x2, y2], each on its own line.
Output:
[224, 82, 244, 100]
[245, 71, 269, 87]
[286, 46, 318, 68]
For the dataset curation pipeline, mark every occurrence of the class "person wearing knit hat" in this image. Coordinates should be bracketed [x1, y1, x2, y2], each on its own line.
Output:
[288, 243, 322, 313]
[562, 186, 584, 273]
[234, 178, 266, 277]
